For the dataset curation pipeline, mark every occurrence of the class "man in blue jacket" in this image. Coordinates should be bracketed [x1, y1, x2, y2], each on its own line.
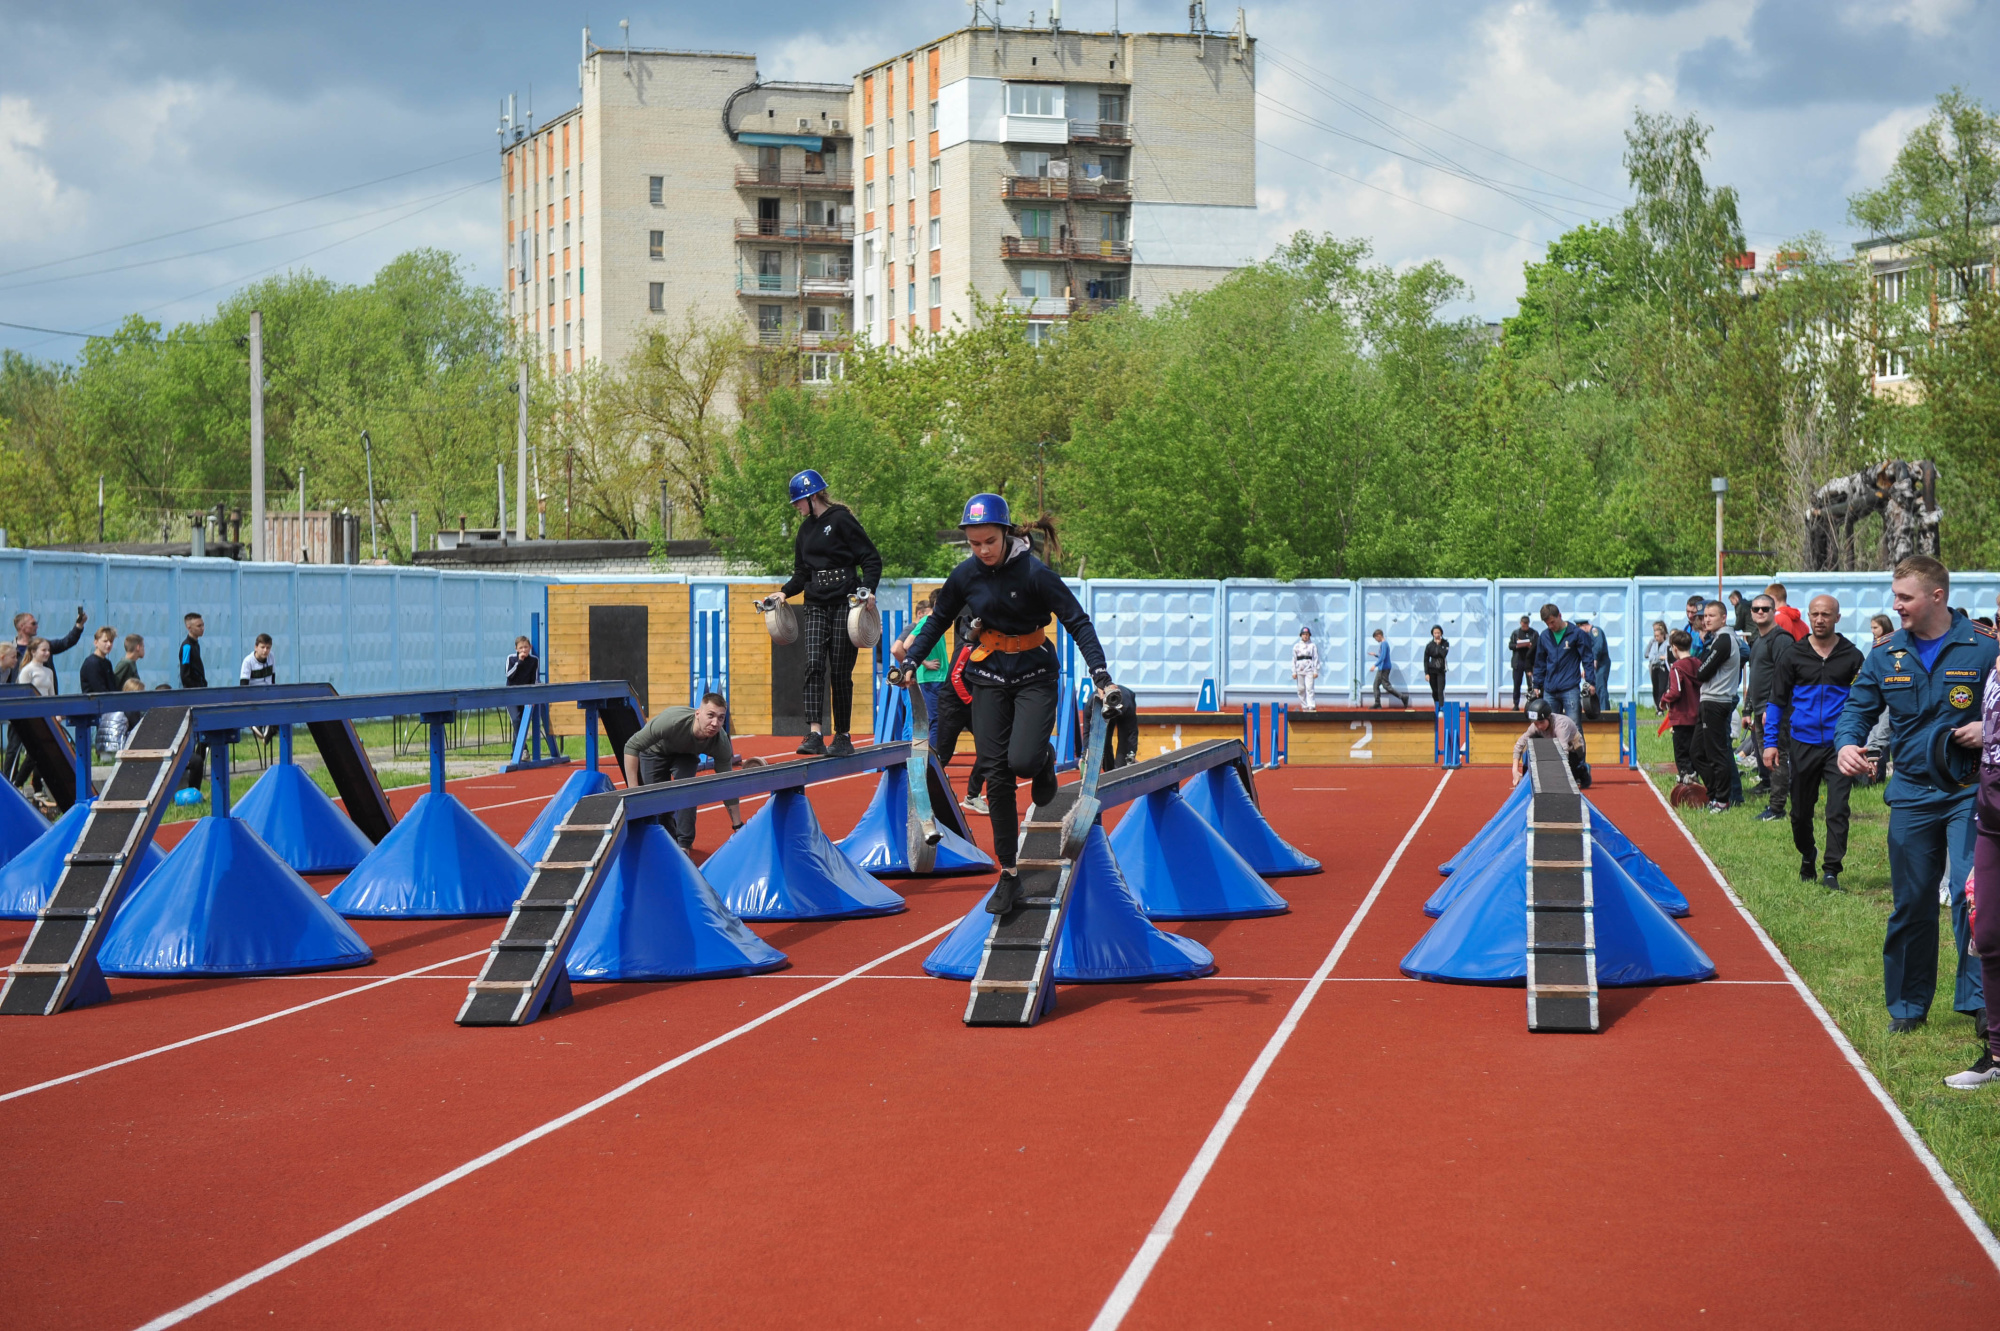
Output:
[1836, 556, 1997, 1035]
[1765, 594, 1865, 891]
[1530, 603, 1597, 728]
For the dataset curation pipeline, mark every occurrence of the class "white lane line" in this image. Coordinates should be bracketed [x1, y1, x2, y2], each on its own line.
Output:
[134, 917, 962, 1331]
[0, 950, 491, 1105]
[1638, 774, 2000, 1270]
[1089, 769, 1455, 1331]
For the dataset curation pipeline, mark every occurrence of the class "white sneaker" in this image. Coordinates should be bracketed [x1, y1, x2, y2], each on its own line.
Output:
[960, 795, 989, 815]
[1945, 1053, 2000, 1090]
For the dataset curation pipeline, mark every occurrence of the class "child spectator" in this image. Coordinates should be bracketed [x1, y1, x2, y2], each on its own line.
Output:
[239, 633, 276, 685]
[113, 634, 145, 689]
[1661, 629, 1701, 783]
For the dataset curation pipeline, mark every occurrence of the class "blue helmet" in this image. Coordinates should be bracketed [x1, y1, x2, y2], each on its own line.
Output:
[958, 492, 1011, 528]
[787, 469, 828, 504]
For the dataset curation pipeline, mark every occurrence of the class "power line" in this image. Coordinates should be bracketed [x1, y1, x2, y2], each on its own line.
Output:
[0, 178, 493, 293]
[0, 148, 494, 281]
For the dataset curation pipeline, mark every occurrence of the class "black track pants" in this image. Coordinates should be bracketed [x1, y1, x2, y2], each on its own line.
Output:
[932, 685, 986, 799]
[970, 677, 1059, 871]
[1787, 741, 1852, 873]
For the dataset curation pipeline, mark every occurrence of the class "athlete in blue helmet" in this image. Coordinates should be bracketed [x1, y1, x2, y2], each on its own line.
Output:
[895, 493, 1118, 915]
[757, 470, 883, 756]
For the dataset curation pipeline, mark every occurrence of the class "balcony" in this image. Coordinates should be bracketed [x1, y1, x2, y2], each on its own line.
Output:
[999, 236, 1134, 262]
[734, 165, 855, 190]
[737, 274, 798, 298]
[999, 175, 1132, 202]
[999, 113, 1068, 145]
[1068, 120, 1130, 144]
[800, 275, 854, 299]
[735, 219, 856, 244]
[1002, 295, 1128, 317]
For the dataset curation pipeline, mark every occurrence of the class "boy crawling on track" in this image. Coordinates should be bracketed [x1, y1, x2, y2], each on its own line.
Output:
[1512, 697, 1591, 789]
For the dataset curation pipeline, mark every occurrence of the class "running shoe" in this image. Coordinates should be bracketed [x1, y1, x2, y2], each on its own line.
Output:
[1755, 807, 1783, 822]
[1705, 801, 1729, 814]
[1798, 859, 1816, 883]
[1888, 1015, 1926, 1034]
[1822, 871, 1843, 893]
[1945, 1052, 2000, 1090]
[1030, 759, 1058, 808]
[960, 794, 988, 815]
[986, 870, 1021, 915]
[795, 731, 826, 756]
[827, 732, 855, 757]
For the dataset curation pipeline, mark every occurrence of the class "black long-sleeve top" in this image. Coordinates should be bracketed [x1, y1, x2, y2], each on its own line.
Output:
[180, 636, 207, 689]
[79, 653, 117, 694]
[505, 652, 539, 686]
[904, 540, 1107, 688]
[1423, 639, 1450, 674]
[779, 503, 883, 605]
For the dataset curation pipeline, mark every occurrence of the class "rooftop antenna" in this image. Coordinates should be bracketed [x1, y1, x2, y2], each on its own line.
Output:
[1232, 6, 1247, 59]
[1050, 0, 1060, 34]
[620, 18, 632, 82]
[580, 25, 589, 97]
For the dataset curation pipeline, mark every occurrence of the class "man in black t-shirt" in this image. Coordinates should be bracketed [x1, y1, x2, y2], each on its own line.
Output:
[1507, 616, 1538, 710]
[179, 612, 207, 791]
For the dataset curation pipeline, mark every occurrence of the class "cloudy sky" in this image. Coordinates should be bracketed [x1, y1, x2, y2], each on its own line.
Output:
[2, 0, 1995, 359]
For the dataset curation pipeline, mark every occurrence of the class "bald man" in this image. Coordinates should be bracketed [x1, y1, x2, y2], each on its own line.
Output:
[1765, 595, 1866, 891]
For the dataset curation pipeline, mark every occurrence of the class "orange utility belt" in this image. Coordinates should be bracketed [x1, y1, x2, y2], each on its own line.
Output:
[968, 627, 1047, 661]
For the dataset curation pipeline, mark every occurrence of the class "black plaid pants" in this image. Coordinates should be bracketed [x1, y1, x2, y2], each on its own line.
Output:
[800, 600, 859, 734]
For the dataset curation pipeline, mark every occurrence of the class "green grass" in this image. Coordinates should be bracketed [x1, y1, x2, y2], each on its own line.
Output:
[1633, 723, 2000, 1231]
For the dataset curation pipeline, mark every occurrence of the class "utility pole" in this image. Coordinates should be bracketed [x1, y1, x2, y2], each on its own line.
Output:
[360, 430, 379, 560]
[297, 466, 306, 563]
[1712, 476, 1728, 604]
[249, 310, 266, 561]
[497, 462, 507, 538]
[96, 476, 104, 542]
[516, 361, 529, 542]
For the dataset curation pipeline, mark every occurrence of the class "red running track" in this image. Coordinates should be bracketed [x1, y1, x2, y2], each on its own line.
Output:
[0, 760, 1993, 1329]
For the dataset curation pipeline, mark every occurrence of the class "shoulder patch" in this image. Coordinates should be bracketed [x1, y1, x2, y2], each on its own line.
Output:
[1973, 622, 1997, 640]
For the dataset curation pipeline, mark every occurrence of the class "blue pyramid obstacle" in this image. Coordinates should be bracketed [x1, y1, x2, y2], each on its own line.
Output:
[834, 765, 992, 877]
[97, 816, 372, 976]
[1107, 785, 1289, 920]
[924, 824, 1215, 982]
[1586, 799, 1690, 917]
[1179, 766, 1321, 876]
[0, 778, 49, 869]
[702, 787, 905, 920]
[565, 820, 788, 981]
[516, 766, 616, 860]
[1438, 777, 1532, 876]
[0, 801, 166, 920]
[1425, 804, 1689, 919]
[326, 791, 531, 918]
[233, 763, 376, 873]
[1400, 833, 1714, 986]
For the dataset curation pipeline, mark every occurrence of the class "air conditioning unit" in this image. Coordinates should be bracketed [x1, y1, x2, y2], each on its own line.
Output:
[798, 118, 812, 131]
[830, 118, 844, 131]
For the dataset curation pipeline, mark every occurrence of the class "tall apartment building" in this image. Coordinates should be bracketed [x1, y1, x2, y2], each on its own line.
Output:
[500, 49, 852, 378]
[499, 22, 1255, 372]
[854, 25, 1257, 348]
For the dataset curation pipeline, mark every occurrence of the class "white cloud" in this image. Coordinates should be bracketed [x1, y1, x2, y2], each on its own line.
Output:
[1844, 0, 1974, 39]
[0, 95, 82, 246]
[1852, 103, 1932, 188]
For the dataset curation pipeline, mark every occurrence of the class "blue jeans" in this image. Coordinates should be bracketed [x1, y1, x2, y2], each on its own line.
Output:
[918, 682, 943, 750]
[1544, 687, 1581, 729]
[1884, 797, 1983, 1019]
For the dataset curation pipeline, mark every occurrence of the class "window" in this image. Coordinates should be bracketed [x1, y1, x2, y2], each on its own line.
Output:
[1024, 322, 1054, 345]
[562, 222, 570, 247]
[1876, 347, 1909, 379]
[1098, 92, 1127, 123]
[805, 305, 842, 333]
[758, 305, 784, 339]
[547, 175, 554, 198]
[1018, 151, 1051, 178]
[649, 230, 664, 259]
[1099, 153, 1128, 181]
[578, 268, 584, 294]
[863, 237, 875, 267]
[804, 352, 842, 383]
[929, 99, 938, 129]
[1020, 269, 1054, 298]
[929, 158, 941, 190]
[1876, 269, 1906, 304]
[907, 169, 916, 201]
[805, 198, 838, 226]
[648, 282, 664, 312]
[864, 182, 875, 209]
[929, 276, 941, 307]
[649, 175, 663, 204]
[886, 175, 896, 203]
[1006, 84, 1062, 117]
[908, 283, 917, 314]
[929, 218, 941, 249]
[1019, 208, 1054, 239]
[804, 251, 851, 279]
[757, 250, 783, 289]
[864, 126, 875, 154]
[1099, 211, 1129, 242]
[549, 328, 556, 354]
[563, 169, 570, 194]
[865, 294, 876, 324]
[804, 152, 825, 174]
[907, 225, 917, 256]
[906, 110, 915, 140]
[563, 321, 571, 350]
[563, 271, 571, 298]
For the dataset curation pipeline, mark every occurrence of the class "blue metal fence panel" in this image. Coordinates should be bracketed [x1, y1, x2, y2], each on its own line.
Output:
[436, 574, 479, 690]
[691, 583, 728, 706]
[237, 564, 296, 686]
[1085, 580, 1221, 706]
[1221, 579, 1355, 700]
[1356, 579, 1493, 701]
[1496, 579, 1635, 702]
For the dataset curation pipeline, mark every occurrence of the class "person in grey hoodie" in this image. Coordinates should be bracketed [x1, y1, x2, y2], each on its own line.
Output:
[1694, 599, 1744, 812]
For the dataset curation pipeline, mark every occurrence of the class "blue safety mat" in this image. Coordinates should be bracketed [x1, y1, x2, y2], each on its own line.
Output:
[328, 791, 530, 917]
[235, 763, 376, 873]
[703, 787, 906, 920]
[567, 820, 787, 981]
[1108, 785, 1288, 920]
[1179, 766, 1320, 876]
[0, 801, 165, 920]
[515, 766, 615, 860]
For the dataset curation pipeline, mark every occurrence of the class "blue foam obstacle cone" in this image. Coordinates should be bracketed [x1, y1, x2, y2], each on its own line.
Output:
[97, 816, 372, 976]
[1438, 777, 1532, 876]
[924, 824, 1215, 982]
[1107, 784, 1288, 920]
[516, 766, 616, 860]
[1179, 766, 1321, 876]
[0, 778, 49, 869]
[326, 791, 531, 918]
[1425, 801, 1689, 920]
[702, 787, 905, 920]
[233, 763, 376, 873]
[834, 765, 992, 877]
[1400, 833, 1714, 986]
[1586, 799, 1690, 917]
[0, 801, 166, 920]
[565, 820, 788, 981]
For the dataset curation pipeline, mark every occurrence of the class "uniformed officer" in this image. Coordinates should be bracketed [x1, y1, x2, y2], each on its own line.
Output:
[1836, 555, 1997, 1036]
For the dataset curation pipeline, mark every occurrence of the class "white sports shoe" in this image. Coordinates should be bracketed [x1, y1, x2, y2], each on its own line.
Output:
[1945, 1053, 2000, 1090]
[960, 795, 989, 815]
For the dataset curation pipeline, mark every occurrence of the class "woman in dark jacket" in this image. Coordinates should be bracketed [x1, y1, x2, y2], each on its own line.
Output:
[757, 469, 882, 757]
[1423, 625, 1450, 709]
[895, 493, 1117, 915]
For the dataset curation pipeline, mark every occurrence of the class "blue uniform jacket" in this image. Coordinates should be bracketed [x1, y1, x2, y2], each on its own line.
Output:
[1531, 626, 1597, 695]
[1834, 611, 1997, 807]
